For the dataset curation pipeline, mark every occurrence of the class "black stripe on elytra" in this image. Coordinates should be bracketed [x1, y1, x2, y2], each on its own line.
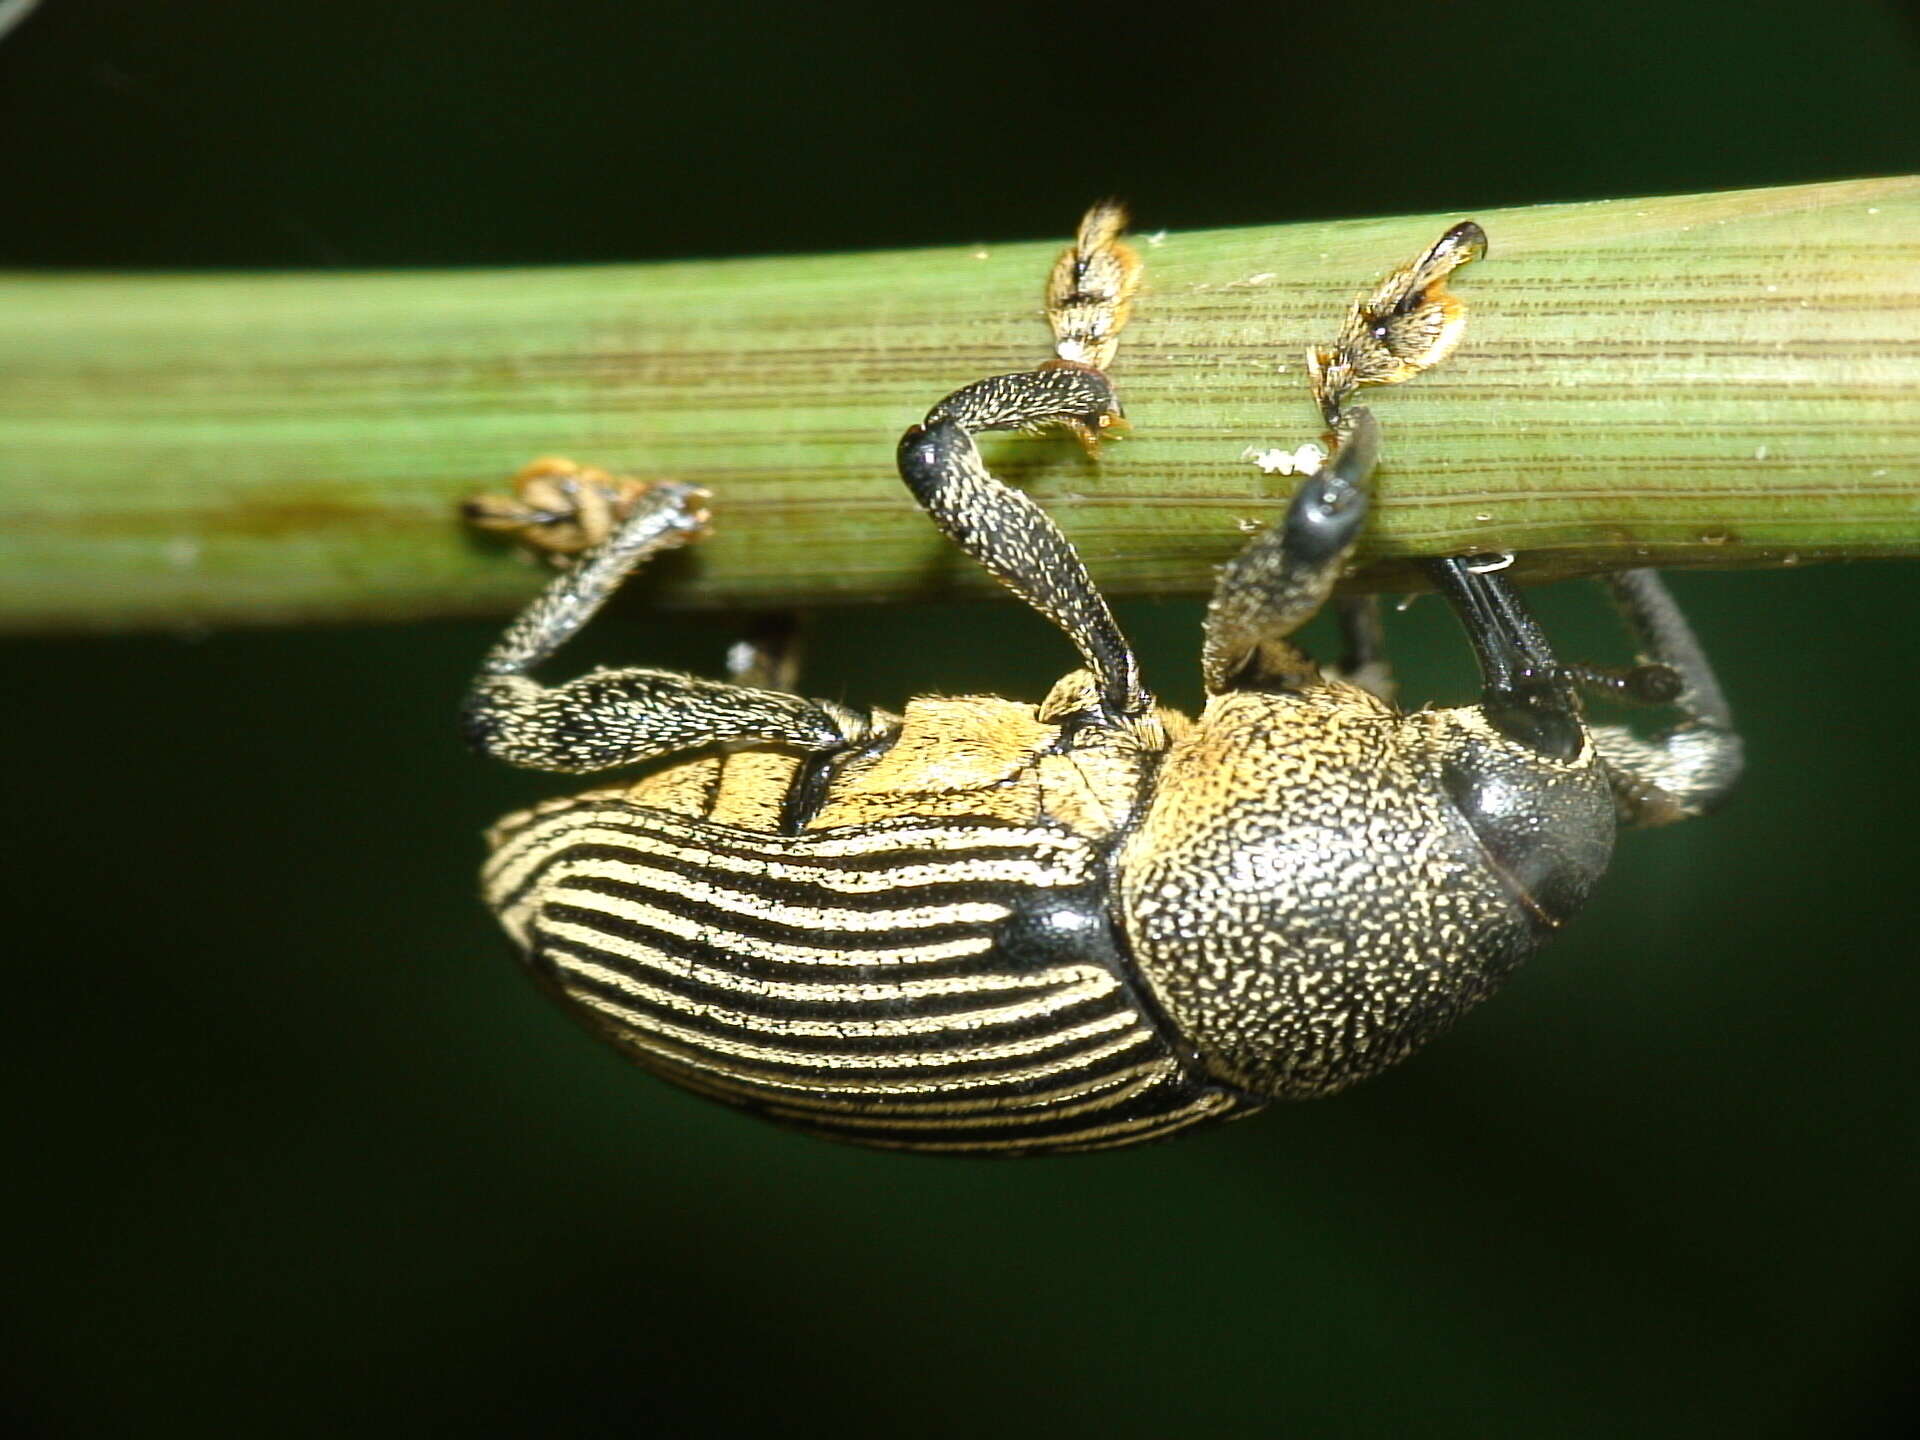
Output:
[555, 961, 1137, 1067]
[534, 928, 1092, 1027]
[606, 1023, 1171, 1121]
[539, 888, 989, 957]
[487, 815, 1063, 914]
[533, 910, 1003, 986]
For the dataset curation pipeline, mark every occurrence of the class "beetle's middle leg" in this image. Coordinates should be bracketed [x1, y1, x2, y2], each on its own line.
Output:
[1328, 595, 1396, 702]
[723, 613, 804, 692]
[897, 202, 1151, 727]
[462, 465, 879, 775]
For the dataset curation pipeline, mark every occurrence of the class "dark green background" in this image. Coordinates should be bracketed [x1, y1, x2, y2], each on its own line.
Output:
[4, 3, 1917, 1436]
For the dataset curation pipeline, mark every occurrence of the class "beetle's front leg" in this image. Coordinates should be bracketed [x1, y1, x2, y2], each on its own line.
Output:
[462, 464, 878, 775]
[1202, 411, 1382, 692]
[1584, 570, 1743, 824]
[1201, 221, 1487, 695]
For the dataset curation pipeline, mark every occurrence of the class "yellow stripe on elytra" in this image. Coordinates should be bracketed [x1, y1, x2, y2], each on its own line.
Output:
[562, 961, 1118, 1040]
[537, 891, 998, 968]
[547, 856, 1013, 934]
[547, 935, 1103, 1005]
[764, 1067, 1172, 1131]
[572, 991, 1136, 1069]
[857, 1092, 1237, 1153]
[590, 1006, 1153, 1088]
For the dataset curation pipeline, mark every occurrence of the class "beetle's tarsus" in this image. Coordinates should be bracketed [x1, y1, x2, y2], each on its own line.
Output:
[1046, 199, 1141, 371]
[1309, 219, 1486, 427]
[464, 456, 664, 561]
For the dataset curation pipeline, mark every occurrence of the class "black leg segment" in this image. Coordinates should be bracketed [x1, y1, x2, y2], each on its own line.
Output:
[897, 414, 1147, 723]
[465, 480, 876, 775]
[1427, 555, 1586, 762]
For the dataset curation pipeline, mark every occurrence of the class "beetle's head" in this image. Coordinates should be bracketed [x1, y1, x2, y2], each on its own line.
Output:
[1116, 685, 1614, 1098]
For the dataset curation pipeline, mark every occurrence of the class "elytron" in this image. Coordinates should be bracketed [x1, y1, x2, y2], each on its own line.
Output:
[463, 205, 1741, 1155]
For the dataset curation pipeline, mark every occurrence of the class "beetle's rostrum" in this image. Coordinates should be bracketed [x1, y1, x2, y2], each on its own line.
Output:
[463, 206, 1742, 1154]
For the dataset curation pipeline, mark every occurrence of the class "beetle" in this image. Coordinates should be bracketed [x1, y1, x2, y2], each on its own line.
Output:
[462, 205, 1742, 1155]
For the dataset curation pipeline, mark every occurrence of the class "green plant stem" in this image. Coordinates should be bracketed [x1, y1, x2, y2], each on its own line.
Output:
[3, 176, 1916, 633]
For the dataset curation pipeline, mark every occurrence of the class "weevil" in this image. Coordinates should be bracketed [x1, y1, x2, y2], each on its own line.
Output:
[462, 206, 1741, 1154]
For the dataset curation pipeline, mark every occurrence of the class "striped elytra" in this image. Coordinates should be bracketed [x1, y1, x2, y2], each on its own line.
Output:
[482, 761, 1256, 1155]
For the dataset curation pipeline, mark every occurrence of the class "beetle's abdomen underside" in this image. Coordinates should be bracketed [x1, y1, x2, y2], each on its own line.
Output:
[483, 799, 1253, 1153]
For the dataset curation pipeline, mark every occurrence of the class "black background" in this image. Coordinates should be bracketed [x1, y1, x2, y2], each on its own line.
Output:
[4, 2, 1918, 1436]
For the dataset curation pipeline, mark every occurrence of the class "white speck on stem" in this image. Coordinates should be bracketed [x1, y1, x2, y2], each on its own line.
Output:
[1754, 444, 1769, 461]
[1246, 442, 1325, 477]
[164, 538, 201, 571]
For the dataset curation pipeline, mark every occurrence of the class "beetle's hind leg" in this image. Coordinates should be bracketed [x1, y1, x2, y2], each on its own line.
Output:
[898, 203, 1150, 726]
[462, 464, 880, 775]
[1582, 570, 1743, 824]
